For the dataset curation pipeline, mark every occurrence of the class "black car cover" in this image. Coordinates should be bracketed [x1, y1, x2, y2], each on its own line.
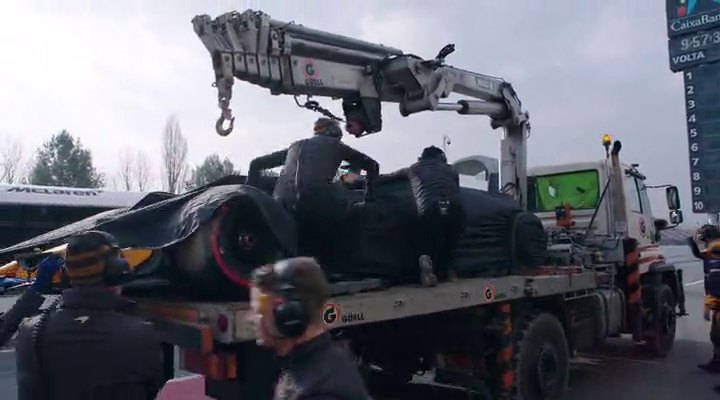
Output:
[0, 176, 297, 258]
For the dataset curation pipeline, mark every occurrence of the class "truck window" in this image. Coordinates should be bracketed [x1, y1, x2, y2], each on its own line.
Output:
[530, 169, 600, 212]
[624, 176, 642, 213]
[637, 179, 653, 217]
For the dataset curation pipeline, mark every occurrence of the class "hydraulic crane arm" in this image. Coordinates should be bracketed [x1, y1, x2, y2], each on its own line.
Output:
[191, 9, 531, 208]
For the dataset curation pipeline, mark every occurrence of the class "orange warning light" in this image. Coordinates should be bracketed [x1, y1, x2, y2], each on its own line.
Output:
[601, 133, 612, 146]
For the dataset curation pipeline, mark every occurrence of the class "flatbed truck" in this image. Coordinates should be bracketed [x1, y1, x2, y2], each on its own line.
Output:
[127, 9, 689, 400]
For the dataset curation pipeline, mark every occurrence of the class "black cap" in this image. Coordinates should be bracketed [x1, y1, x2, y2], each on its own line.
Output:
[420, 146, 447, 162]
[64, 231, 118, 286]
[313, 118, 342, 139]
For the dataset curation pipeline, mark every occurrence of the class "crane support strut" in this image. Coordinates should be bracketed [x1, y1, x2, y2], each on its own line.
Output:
[192, 9, 531, 208]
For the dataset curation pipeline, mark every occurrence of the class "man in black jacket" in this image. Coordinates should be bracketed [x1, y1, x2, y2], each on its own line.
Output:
[247, 117, 380, 210]
[378, 146, 464, 286]
[0, 255, 63, 347]
[250, 257, 370, 400]
[247, 118, 380, 262]
[15, 230, 166, 400]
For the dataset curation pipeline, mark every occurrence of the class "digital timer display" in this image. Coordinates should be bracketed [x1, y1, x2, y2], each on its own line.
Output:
[669, 28, 720, 71]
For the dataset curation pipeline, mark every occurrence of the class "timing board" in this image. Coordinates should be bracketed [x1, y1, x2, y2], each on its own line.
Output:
[667, 0, 720, 70]
[667, 0, 720, 213]
[683, 63, 720, 213]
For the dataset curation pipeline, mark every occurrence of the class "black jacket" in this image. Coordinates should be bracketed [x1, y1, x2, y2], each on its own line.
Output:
[15, 287, 166, 400]
[247, 135, 379, 209]
[273, 332, 370, 400]
[689, 237, 720, 297]
[0, 287, 45, 347]
[380, 158, 461, 215]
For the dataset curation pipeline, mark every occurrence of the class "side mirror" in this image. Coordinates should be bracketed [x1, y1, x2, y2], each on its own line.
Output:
[669, 210, 684, 226]
[654, 218, 669, 231]
[666, 186, 681, 210]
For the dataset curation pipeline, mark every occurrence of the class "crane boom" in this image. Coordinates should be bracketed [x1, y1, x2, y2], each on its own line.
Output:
[191, 9, 531, 208]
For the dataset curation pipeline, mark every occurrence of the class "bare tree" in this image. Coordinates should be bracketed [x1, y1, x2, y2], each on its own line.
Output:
[0, 136, 25, 184]
[134, 150, 152, 191]
[106, 175, 120, 190]
[161, 115, 188, 194]
[117, 148, 135, 191]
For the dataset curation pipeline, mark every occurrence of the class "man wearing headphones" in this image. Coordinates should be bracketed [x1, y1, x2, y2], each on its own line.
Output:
[15, 230, 166, 400]
[250, 257, 370, 400]
[246, 118, 380, 264]
[377, 146, 465, 287]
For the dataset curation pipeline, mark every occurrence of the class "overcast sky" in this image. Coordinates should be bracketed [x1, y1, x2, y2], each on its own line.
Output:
[0, 1, 704, 225]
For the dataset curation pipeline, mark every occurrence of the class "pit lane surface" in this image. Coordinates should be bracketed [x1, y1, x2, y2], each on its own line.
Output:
[0, 246, 715, 399]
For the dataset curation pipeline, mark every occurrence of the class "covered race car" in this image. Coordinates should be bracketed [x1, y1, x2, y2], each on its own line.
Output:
[0, 176, 295, 300]
[0, 170, 547, 301]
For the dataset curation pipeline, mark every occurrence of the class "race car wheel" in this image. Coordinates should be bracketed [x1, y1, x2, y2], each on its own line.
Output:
[171, 200, 285, 299]
[513, 312, 570, 400]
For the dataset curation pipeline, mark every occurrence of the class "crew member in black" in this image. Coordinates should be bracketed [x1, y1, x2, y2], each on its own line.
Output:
[15, 230, 166, 400]
[0, 255, 63, 346]
[247, 118, 380, 262]
[378, 146, 464, 286]
[250, 257, 370, 400]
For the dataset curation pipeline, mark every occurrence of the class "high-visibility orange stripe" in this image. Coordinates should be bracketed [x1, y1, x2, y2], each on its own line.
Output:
[625, 251, 640, 265]
[137, 302, 201, 323]
[627, 271, 640, 286]
[181, 350, 237, 381]
[502, 370, 514, 389]
[499, 347, 512, 362]
[503, 321, 512, 336]
[639, 255, 663, 265]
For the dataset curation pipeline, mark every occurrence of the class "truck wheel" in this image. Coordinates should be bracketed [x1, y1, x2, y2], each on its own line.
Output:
[643, 284, 676, 357]
[514, 312, 570, 400]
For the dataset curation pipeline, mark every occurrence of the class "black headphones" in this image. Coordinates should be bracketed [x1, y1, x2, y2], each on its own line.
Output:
[82, 230, 130, 286]
[270, 260, 310, 338]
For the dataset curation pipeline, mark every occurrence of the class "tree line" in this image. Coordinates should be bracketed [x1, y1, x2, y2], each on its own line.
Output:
[0, 115, 250, 194]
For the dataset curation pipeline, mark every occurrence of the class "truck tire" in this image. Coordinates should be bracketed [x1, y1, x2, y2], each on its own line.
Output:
[643, 284, 676, 357]
[513, 312, 569, 400]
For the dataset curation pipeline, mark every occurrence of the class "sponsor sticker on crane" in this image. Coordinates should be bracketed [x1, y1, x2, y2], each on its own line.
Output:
[483, 284, 495, 302]
[323, 303, 340, 325]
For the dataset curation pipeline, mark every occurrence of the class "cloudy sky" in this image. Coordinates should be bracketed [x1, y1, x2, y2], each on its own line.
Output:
[0, 1, 703, 225]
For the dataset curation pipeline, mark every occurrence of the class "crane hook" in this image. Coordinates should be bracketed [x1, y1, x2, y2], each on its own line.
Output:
[216, 114, 235, 137]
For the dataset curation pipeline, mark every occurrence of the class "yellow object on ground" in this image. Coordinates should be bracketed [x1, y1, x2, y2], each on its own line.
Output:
[0, 243, 155, 284]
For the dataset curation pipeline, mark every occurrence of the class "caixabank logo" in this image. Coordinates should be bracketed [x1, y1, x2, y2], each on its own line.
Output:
[669, 0, 720, 37]
[676, 0, 698, 17]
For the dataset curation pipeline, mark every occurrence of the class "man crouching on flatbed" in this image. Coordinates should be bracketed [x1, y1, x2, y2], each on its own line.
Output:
[377, 146, 465, 287]
[250, 257, 370, 400]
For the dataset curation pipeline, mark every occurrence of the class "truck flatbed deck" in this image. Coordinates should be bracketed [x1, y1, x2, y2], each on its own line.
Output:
[133, 266, 600, 346]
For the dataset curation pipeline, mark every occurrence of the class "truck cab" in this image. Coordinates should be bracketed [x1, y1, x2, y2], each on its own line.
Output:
[453, 149, 684, 259]
[454, 139, 688, 356]
[526, 161, 675, 245]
